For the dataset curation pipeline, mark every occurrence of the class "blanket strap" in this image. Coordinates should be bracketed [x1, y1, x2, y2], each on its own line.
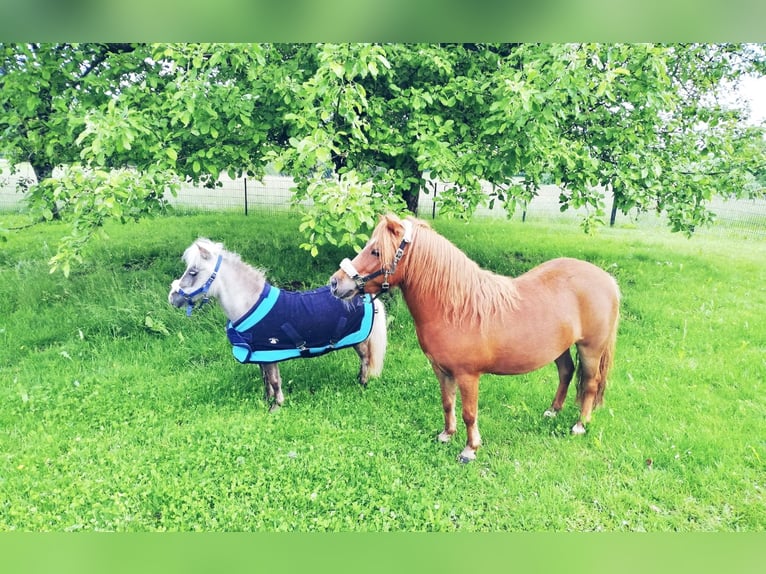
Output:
[280, 315, 351, 357]
[279, 322, 310, 357]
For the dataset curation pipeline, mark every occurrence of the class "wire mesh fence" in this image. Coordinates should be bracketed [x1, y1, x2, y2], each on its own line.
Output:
[425, 181, 766, 239]
[2, 161, 765, 239]
[163, 174, 297, 214]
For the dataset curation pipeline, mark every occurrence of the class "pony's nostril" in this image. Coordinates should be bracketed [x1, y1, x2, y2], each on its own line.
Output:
[330, 277, 338, 290]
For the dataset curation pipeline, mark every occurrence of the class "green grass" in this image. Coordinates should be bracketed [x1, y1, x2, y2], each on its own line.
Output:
[0, 212, 764, 531]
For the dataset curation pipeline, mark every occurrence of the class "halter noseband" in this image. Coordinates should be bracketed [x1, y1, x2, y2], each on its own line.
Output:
[177, 254, 223, 316]
[339, 220, 413, 299]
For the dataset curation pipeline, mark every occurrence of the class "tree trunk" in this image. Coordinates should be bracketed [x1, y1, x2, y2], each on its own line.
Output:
[31, 162, 53, 182]
[397, 155, 422, 215]
[402, 181, 420, 215]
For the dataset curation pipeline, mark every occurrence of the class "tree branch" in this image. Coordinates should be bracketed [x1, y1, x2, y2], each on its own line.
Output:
[79, 43, 137, 80]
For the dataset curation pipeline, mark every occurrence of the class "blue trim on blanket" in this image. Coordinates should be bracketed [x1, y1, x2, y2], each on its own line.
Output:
[230, 283, 281, 332]
[226, 283, 374, 364]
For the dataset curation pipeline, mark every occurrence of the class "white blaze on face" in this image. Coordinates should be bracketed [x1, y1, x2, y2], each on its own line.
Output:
[168, 279, 182, 303]
[340, 258, 360, 279]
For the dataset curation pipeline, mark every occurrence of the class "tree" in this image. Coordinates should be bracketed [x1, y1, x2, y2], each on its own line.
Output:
[1, 43, 764, 274]
[268, 43, 766, 237]
[1, 43, 273, 272]
[0, 44, 139, 213]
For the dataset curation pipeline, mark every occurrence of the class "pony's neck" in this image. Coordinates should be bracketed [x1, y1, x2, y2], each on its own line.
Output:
[395, 225, 519, 328]
[212, 256, 266, 322]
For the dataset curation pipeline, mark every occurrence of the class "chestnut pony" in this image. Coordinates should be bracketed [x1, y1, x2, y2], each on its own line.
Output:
[330, 214, 620, 462]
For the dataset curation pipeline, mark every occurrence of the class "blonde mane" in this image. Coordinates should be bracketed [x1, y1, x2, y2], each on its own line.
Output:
[373, 216, 520, 327]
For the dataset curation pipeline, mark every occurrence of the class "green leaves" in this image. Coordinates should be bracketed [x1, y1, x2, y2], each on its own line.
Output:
[144, 315, 170, 336]
[30, 165, 180, 276]
[2, 43, 764, 274]
[76, 101, 154, 165]
[297, 173, 405, 257]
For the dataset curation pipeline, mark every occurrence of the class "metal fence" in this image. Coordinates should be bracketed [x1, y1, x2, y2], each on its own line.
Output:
[2, 161, 765, 239]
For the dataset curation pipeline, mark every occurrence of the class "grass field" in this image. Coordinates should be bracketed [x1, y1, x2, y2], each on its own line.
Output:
[0, 211, 764, 531]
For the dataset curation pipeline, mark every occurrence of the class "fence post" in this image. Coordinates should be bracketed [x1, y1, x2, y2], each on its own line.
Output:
[244, 177, 248, 216]
[431, 181, 438, 219]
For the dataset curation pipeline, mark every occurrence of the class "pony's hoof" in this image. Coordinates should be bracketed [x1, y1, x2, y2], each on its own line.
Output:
[571, 422, 586, 435]
[457, 448, 476, 463]
[269, 403, 282, 413]
[437, 431, 453, 443]
[543, 409, 558, 418]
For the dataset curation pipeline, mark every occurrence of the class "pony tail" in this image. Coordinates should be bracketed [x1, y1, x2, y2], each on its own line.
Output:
[367, 298, 387, 377]
[598, 279, 621, 407]
[595, 308, 619, 407]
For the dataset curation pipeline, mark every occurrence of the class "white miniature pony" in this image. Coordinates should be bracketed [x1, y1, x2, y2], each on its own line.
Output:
[169, 238, 387, 410]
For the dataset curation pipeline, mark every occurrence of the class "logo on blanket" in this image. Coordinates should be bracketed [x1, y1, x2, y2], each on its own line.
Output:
[226, 283, 374, 363]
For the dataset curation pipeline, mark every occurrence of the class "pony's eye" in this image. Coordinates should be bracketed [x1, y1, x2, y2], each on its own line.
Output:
[189, 269, 198, 277]
[371, 249, 380, 258]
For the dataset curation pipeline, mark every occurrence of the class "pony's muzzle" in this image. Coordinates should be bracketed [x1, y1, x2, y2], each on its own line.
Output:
[169, 292, 188, 308]
[168, 280, 186, 307]
[329, 272, 357, 301]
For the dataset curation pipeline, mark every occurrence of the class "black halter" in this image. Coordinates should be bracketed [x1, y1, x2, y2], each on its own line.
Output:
[339, 220, 413, 299]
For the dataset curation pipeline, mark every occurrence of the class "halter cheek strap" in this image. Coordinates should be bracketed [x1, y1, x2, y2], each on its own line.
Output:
[177, 254, 223, 316]
[340, 220, 413, 299]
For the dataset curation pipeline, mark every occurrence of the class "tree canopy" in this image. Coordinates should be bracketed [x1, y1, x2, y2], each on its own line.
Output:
[1, 43, 764, 274]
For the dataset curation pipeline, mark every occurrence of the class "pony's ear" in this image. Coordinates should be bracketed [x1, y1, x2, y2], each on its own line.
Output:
[383, 213, 403, 237]
[196, 242, 212, 260]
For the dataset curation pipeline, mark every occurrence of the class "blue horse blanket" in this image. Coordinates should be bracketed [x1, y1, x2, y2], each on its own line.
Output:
[226, 283, 374, 364]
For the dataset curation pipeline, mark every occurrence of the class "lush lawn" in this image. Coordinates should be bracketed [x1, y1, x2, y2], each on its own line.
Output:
[0, 211, 764, 531]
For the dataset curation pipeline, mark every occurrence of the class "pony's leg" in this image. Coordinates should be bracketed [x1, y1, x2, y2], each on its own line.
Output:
[353, 341, 370, 387]
[259, 363, 284, 412]
[456, 373, 482, 463]
[572, 346, 602, 434]
[544, 349, 576, 418]
[433, 366, 457, 444]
